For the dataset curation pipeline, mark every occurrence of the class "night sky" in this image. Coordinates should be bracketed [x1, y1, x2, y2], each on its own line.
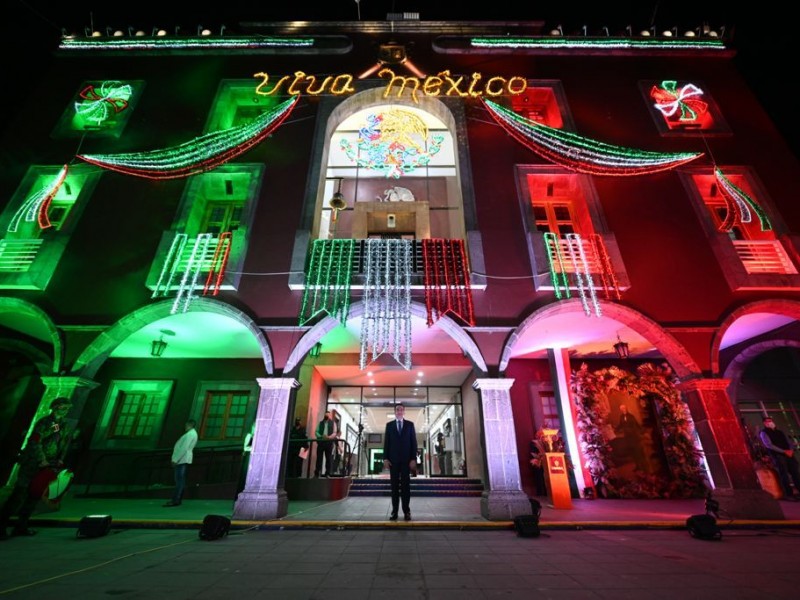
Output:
[3, 1, 795, 157]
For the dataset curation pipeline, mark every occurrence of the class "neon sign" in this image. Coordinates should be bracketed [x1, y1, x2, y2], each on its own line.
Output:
[254, 68, 527, 103]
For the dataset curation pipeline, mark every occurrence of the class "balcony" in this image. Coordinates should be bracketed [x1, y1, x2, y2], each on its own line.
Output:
[733, 240, 798, 275]
[0, 239, 43, 272]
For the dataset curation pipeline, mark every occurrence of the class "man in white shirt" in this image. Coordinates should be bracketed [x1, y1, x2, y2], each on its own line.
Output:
[164, 419, 198, 507]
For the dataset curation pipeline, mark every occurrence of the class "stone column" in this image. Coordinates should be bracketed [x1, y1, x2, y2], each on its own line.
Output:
[5, 376, 99, 487]
[678, 378, 784, 519]
[233, 377, 299, 521]
[473, 378, 531, 520]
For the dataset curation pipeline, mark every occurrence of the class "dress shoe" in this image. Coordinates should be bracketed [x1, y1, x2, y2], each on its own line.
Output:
[163, 501, 182, 507]
[389, 513, 398, 521]
[404, 513, 411, 521]
[12, 527, 37, 537]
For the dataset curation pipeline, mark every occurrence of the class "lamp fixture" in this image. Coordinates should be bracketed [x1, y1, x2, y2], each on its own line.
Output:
[613, 333, 630, 360]
[327, 177, 347, 238]
[151, 328, 175, 358]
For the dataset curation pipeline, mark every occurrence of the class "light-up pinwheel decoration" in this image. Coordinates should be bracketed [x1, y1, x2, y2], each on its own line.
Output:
[714, 168, 772, 232]
[483, 99, 703, 175]
[650, 80, 708, 122]
[75, 81, 133, 124]
[78, 96, 298, 179]
[7, 165, 69, 233]
[340, 108, 444, 178]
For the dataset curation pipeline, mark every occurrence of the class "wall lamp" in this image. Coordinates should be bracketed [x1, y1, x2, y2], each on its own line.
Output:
[151, 329, 176, 358]
[613, 334, 630, 360]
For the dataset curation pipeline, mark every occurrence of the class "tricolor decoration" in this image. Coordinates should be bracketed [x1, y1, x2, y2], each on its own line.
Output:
[341, 108, 444, 178]
[299, 239, 355, 325]
[422, 238, 475, 326]
[78, 96, 298, 179]
[649, 80, 707, 122]
[75, 81, 133, 124]
[360, 239, 413, 370]
[469, 37, 726, 51]
[544, 232, 623, 317]
[7, 165, 69, 233]
[483, 99, 703, 175]
[152, 232, 232, 313]
[714, 168, 772, 232]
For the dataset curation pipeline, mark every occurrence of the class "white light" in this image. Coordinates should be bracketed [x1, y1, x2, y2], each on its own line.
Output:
[201, 28, 212, 36]
[684, 30, 696, 37]
[367, 371, 373, 376]
[707, 30, 719, 37]
[369, 380, 375, 385]
[639, 30, 651, 37]
[135, 30, 146, 36]
[415, 379, 421, 384]
[156, 29, 167, 36]
[113, 30, 124, 37]
[91, 30, 102, 37]
[417, 371, 424, 377]
[662, 30, 673, 37]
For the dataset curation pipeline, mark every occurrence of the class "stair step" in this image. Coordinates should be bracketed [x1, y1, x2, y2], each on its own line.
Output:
[348, 477, 485, 498]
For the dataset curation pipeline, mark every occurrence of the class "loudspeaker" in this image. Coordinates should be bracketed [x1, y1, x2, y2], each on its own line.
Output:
[199, 514, 231, 541]
[686, 514, 722, 541]
[513, 515, 541, 538]
[77, 514, 112, 539]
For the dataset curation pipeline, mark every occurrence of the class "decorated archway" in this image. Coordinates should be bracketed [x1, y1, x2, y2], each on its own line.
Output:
[571, 361, 709, 498]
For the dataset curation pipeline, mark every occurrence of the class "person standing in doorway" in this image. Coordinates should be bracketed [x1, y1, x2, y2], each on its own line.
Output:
[288, 418, 309, 478]
[383, 404, 417, 521]
[0, 397, 75, 540]
[315, 411, 338, 478]
[164, 419, 197, 507]
[759, 416, 800, 501]
[435, 432, 447, 476]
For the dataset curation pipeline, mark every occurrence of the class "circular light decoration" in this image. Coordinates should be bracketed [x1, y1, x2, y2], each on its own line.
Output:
[75, 81, 133, 124]
[340, 108, 444, 178]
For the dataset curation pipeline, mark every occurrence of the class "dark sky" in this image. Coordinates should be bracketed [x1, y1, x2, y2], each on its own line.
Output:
[4, 1, 794, 156]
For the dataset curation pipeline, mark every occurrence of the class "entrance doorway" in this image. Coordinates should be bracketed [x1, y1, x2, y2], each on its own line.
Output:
[326, 386, 467, 478]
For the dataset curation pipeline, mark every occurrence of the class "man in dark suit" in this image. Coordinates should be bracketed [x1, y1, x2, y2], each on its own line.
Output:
[383, 404, 417, 521]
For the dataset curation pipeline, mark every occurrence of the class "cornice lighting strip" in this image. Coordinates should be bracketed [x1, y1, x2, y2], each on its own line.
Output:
[60, 36, 314, 51]
[470, 37, 726, 50]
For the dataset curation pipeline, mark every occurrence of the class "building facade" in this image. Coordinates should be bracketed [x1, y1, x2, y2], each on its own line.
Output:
[1, 17, 798, 520]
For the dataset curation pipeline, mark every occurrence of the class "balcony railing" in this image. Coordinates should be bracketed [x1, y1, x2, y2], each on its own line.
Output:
[733, 240, 798, 274]
[0, 239, 44, 272]
[546, 235, 603, 275]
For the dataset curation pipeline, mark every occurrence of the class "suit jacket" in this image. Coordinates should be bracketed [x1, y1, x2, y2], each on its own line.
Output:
[383, 419, 418, 465]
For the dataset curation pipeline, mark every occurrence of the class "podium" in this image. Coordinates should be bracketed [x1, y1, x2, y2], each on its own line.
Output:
[544, 452, 573, 509]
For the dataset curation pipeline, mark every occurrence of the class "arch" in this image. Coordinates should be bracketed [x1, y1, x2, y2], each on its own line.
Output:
[72, 298, 273, 379]
[283, 300, 488, 375]
[0, 296, 63, 374]
[0, 339, 53, 375]
[710, 299, 800, 376]
[722, 339, 800, 405]
[499, 299, 702, 379]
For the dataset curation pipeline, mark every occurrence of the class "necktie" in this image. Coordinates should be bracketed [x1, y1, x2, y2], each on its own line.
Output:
[397, 420, 402, 434]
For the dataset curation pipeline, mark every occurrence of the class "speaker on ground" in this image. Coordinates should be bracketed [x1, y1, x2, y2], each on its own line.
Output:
[199, 514, 231, 541]
[77, 514, 112, 539]
[686, 514, 722, 541]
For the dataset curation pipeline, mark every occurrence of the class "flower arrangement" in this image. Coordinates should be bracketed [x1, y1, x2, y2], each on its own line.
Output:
[571, 362, 709, 499]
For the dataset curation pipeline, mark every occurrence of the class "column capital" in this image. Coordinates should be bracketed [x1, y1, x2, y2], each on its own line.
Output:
[257, 377, 301, 391]
[473, 378, 514, 392]
[40, 376, 100, 392]
[676, 377, 731, 392]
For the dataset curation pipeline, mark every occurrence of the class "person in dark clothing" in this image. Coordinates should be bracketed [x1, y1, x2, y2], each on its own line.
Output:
[529, 430, 548, 497]
[288, 419, 309, 478]
[759, 416, 800, 501]
[315, 411, 338, 477]
[0, 397, 75, 540]
[383, 404, 417, 521]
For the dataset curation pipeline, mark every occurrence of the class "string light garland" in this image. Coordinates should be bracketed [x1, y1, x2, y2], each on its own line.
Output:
[7, 165, 69, 233]
[360, 239, 413, 370]
[714, 168, 772, 232]
[649, 80, 707, 122]
[78, 96, 298, 179]
[298, 239, 355, 325]
[340, 108, 444, 178]
[483, 99, 703, 175]
[152, 232, 232, 313]
[545, 232, 611, 317]
[75, 81, 133, 124]
[422, 238, 475, 326]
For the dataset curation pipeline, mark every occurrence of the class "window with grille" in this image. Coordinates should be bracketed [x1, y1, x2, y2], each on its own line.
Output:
[108, 391, 163, 439]
[540, 393, 560, 430]
[200, 391, 250, 441]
